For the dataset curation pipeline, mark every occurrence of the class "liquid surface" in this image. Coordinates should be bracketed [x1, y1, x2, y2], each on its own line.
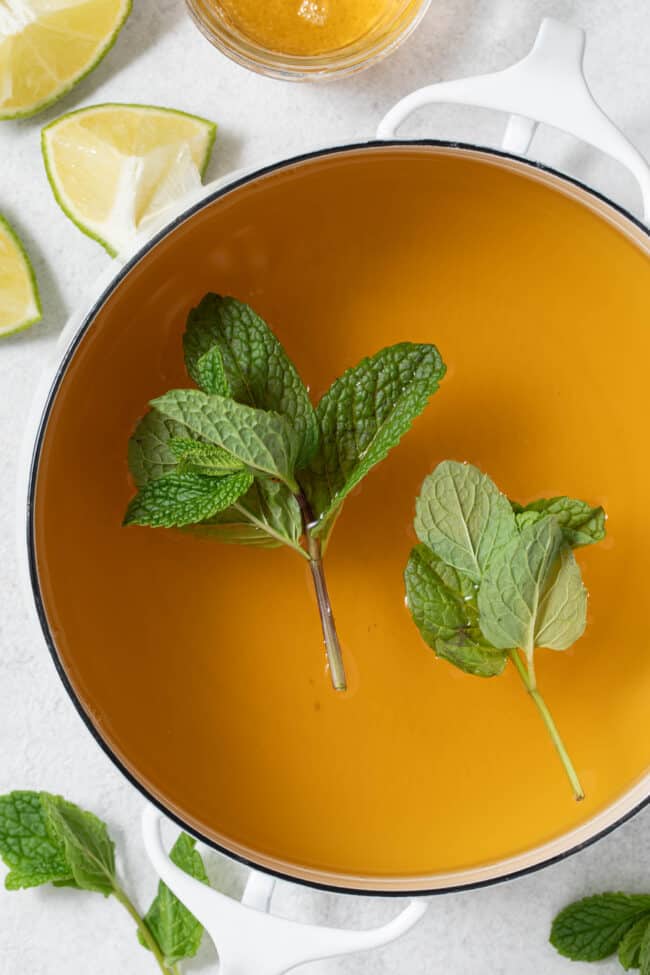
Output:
[215, 0, 406, 56]
[34, 148, 650, 884]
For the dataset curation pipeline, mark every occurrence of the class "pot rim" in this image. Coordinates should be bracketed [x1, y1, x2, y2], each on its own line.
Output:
[25, 139, 650, 896]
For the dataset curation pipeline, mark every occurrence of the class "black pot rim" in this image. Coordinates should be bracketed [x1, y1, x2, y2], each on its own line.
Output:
[26, 138, 650, 897]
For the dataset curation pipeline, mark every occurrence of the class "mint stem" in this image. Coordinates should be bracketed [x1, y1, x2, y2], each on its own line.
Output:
[509, 649, 584, 801]
[112, 885, 174, 975]
[296, 492, 347, 691]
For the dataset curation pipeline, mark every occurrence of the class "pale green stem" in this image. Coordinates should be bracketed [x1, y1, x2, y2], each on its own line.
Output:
[295, 491, 347, 691]
[112, 886, 174, 975]
[509, 649, 584, 801]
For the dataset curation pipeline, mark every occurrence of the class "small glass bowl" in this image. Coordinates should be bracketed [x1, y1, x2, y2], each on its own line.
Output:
[185, 0, 431, 81]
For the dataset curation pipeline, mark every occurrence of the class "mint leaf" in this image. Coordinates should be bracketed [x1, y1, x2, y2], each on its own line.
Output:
[435, 633, 508, 677]
[301, 343, 445, 535]
[40, 794, 116, 896]
[194, 479, 303, 549]
[641, 922, 650, 975]
[169, 438, 244, 474]
[619, 917, 650, 970]
[513, 496, 606, 548]
[551, 894, 650, 961]
[478, 517, 587, 654]
[195, 345, 230, 396]
[139, 833, 208, 966]
[415, 461, 517, 583]
[124, 471, 253, 528]
[183, 294, 319, 467]
[128, 410, 192, 488]
[0, 792, 72, 890]
[152, 389, 301, 490]
[404, 546, 505, 677]
[405, 544, 478, 641]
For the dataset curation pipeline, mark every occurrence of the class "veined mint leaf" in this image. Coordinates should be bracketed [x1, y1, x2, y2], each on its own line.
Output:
[194, 479, 303, 549]
[435, 633, 507, 677]
[152, 389, 301, 490]
[551, 894, 650, 962]
[0, 792, 72, 890]
[513, 496, 606, 548]
[183, 294, 319, 467]
[619, 917, 650, 970]
[405, 544, 479, 642]
[169, 438, 244, 474]
[139, 833, 208, 966]
[415, 461, 517, 583]
[40, 794, 116, 896]
[641, 922, 650, 975]
[301, 343, 445, 536]
[195, 345, 230, 397]
[404, 546, 506, 677]
[478, 517, 587, 655]
[128, 410, 192, 488]
[124, 471, 253, 528]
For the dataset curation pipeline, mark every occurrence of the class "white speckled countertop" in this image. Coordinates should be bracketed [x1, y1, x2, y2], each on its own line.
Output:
[1, 1, 649, 972]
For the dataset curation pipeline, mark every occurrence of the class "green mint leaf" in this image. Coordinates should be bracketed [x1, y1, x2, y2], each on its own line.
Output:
[435, 633, 508, 677]
[404, 546, 505, 677]
[40, 794, 116, 896]
[641, 922, 650, 975]
[194, 345, 231, 396]
[513, 496, 606, 548]
[478, 517, 587, 654]
[183, 294, 319, 467]
[193, 479, 302, 549]
[128, 410, 193, 488]
[619, 917, 650, 970]
[124, 471, 253, 528]
[405, 544, 479, 641]
[169, 438, 244, 474]
[0, 792, 72, 890]
[551, 894, 650, 962]
[302, 343, 445, 536]
[152, 389, 301, 490]
[139, 833, 208, 966]
[414, 461, 517, 584]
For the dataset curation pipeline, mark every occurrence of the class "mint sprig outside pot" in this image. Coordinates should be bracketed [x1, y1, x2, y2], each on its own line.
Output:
[125, 294, 446, 691]
[0, 791, 208, 975]
[551, 893, 650, 972]
[404, 460, 606, 800]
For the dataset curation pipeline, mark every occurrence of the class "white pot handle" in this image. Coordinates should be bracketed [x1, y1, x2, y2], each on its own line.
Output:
[377, 17, 650, 222]
[141, 806, 426, 975]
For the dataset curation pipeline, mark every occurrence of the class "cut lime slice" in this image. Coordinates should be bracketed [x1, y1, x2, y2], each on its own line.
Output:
[0, 0, 132, 121]
[0, 216, 41, 338]
[42, 103, 217, 256]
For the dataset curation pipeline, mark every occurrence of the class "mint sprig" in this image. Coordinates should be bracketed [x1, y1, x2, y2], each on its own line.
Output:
[405, 460, 606, 799]
[551, 893, 650, 971]
[139, 832, 209, 968]
[126, 294, 446, 690]
[0, 791, 207, 974]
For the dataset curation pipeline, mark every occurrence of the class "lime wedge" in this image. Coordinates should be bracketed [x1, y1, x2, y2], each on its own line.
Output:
[0, 0, 132, 121]
[42, 104, 217, 256]
[0, 216, 41, 338]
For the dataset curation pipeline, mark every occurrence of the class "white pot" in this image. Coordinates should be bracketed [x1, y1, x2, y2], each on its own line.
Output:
[18, 19, 650, 897]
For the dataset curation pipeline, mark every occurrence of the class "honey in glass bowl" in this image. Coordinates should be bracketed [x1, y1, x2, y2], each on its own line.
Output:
[185, 0, 431, 79]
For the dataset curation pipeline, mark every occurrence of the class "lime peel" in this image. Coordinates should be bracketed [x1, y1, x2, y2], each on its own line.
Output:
[0, 216, 42, 338]
[0, 0, 132, 121]
[42, 103, 217, 257]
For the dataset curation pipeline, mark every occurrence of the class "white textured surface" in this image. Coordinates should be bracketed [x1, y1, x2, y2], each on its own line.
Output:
[1, 1, 649, 973]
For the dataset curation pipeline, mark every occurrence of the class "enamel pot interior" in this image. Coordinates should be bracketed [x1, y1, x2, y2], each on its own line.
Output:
[28, 142, 650, 894]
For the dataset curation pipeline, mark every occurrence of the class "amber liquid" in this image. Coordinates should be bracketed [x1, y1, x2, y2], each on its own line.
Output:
[215, 0, 407, 56]
[35, 148, 650, 883]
